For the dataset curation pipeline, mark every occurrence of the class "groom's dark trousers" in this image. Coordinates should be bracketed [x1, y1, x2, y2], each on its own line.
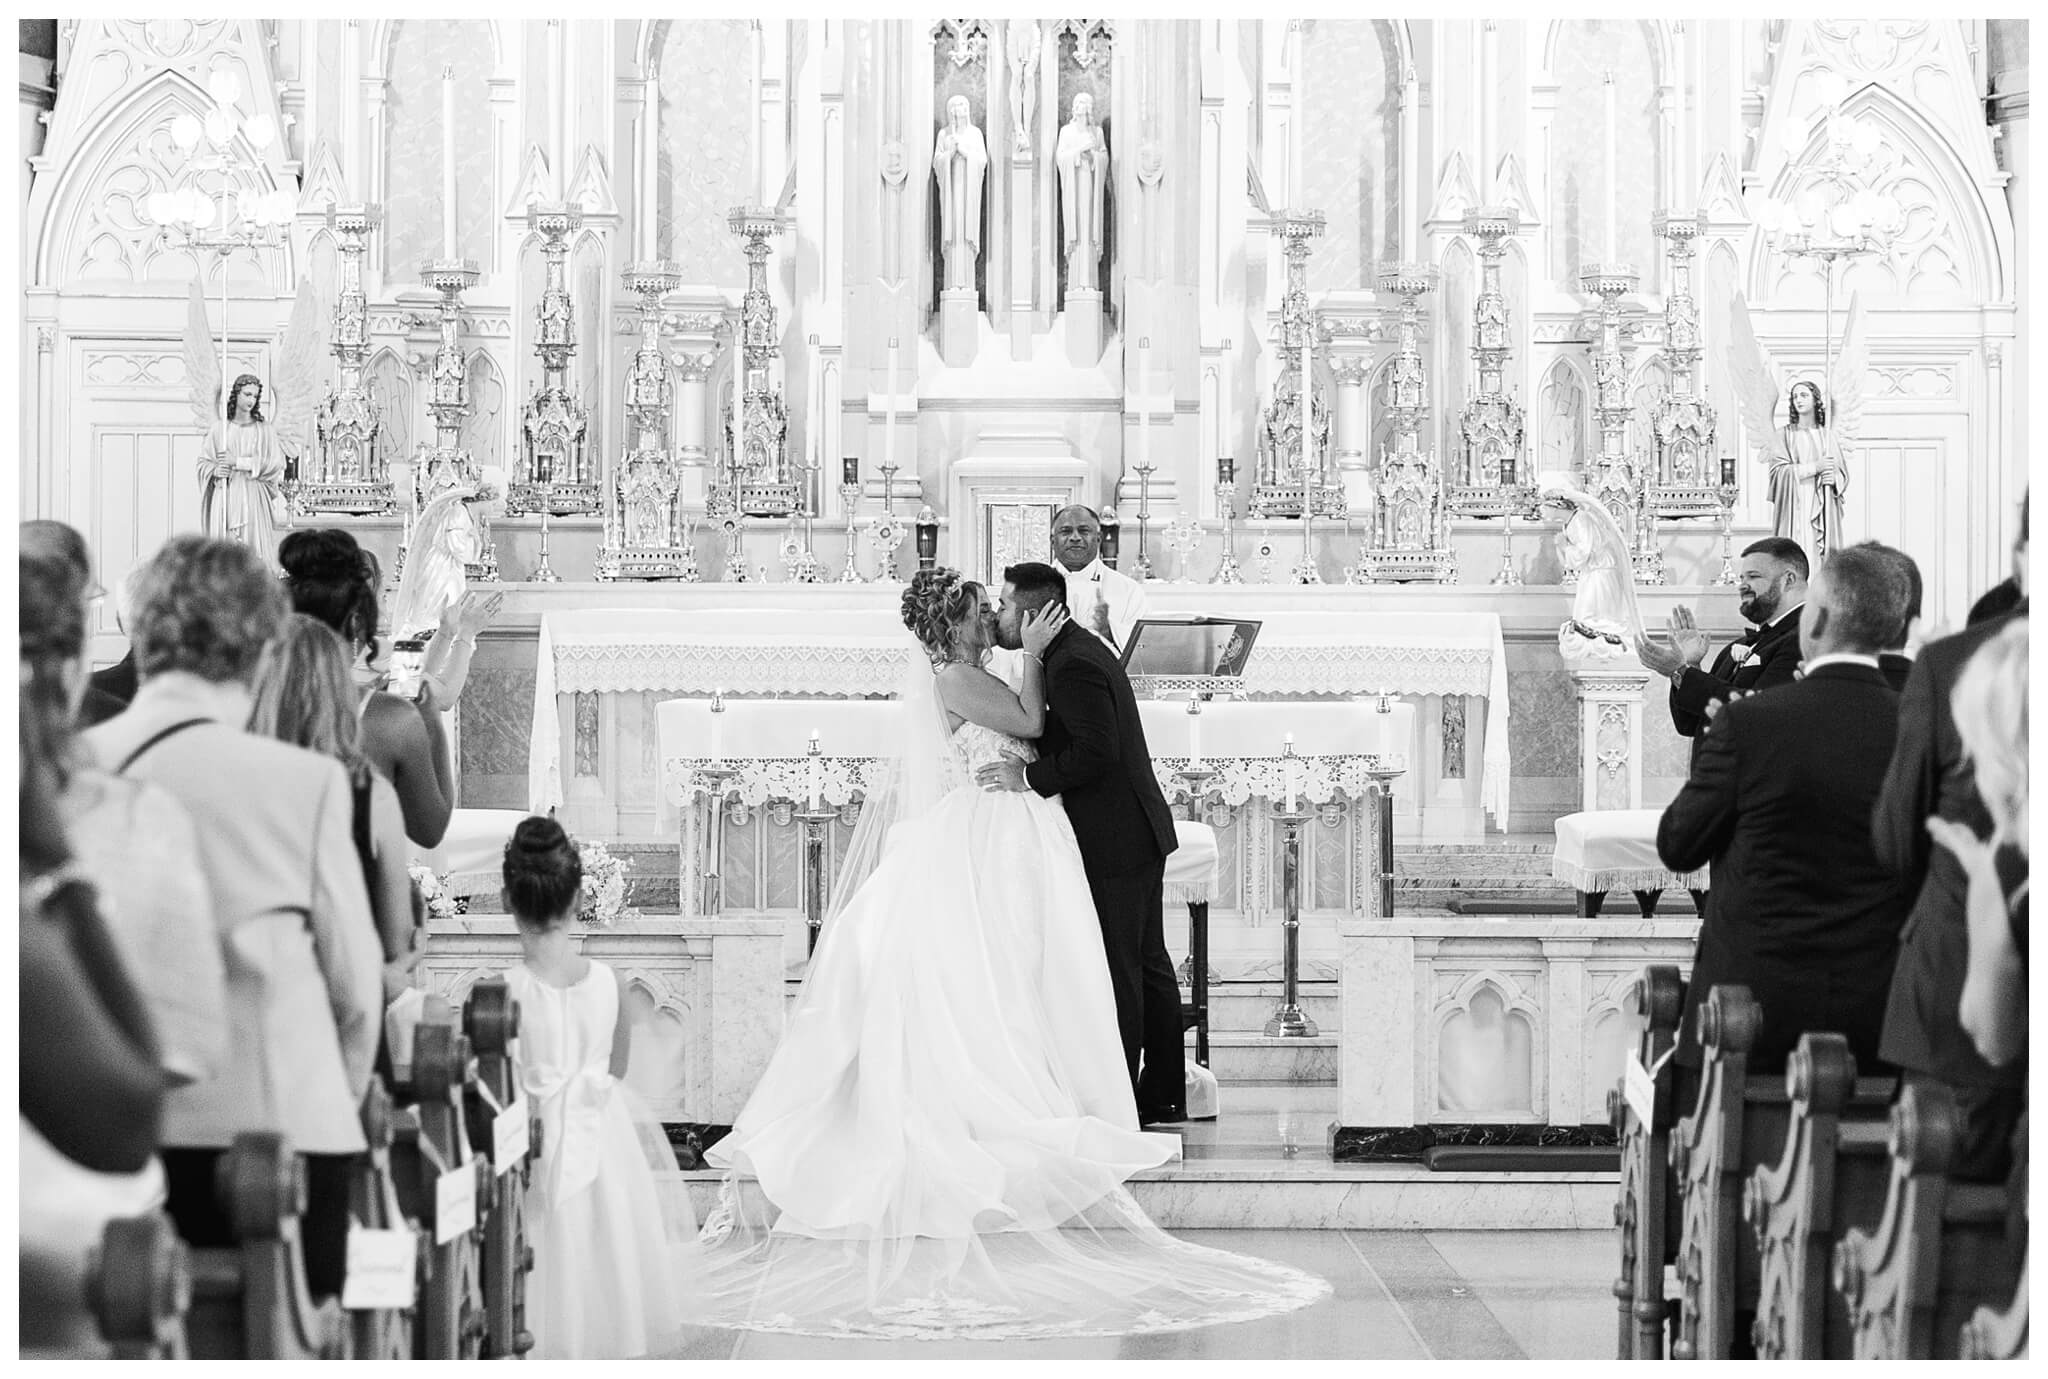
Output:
[1025, 622, 1185, 1111]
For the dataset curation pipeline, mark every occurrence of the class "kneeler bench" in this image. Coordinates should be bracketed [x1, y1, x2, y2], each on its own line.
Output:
[1165, 821, 1218, 1072]
[1552, 810, 1710, 919]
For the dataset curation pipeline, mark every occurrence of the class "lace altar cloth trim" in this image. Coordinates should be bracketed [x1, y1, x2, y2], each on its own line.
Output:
[659, 754, 1394, 809]
[550, 639, 1493, 698]
[554, 642, 917, 697]
[532, 609, 1510, 830]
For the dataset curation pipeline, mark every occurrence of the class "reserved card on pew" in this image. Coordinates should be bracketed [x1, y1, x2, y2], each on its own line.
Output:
[435, 1164, 477, 1244]
[342, 1228, 418, 1310]
[493, 1095, 531, 1175]
[1623, 1047, 1656, 1124]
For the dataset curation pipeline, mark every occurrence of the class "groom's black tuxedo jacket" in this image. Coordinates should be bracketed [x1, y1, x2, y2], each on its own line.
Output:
[1025, 622, 1178, 877]
[1667, 606, 1805, 742]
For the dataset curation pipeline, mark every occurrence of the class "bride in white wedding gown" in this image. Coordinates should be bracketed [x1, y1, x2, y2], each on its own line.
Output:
[672, 570, 1328, 1341]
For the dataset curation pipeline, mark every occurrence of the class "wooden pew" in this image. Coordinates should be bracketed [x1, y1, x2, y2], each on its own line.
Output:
[346, 1077, 423, 1359]
[1743, 1033, 1894, 1358]
[182, 1133, 348, 1359]
[1959, 1252, 2029, 1359]
[1668, 986, 1894, 1359]
[1608, 964, 1686, 1359]
[391, 1012, 491, 1359]
[1832, 1079, 2022, 1359]
[463, 977, 539, 1359]
[84, 1212, 191, 1358]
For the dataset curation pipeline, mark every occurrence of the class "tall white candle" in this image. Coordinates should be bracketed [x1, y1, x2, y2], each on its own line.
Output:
[441, 67, 457, 259]
[1138, 337, 1151, 471]
[884, 337, 899, 474]
[1676, 22, 1691, 214]
[806, 731, 823, 810]
[749, 20, 764, 203]
[1603, 70, 1617, 262]
[1283, 733, 1298, 813]
[551, 21, 566, 200]
[640, 75, 658, 258]
[1186, 698, 1204, 769]
[1479, 21, 1493, 203]
[1401, 66, 1420, 260]
[709, 689, 725, 761]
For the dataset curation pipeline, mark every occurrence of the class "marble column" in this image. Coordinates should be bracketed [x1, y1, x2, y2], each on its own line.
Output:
[673, 351, 713, 508]
[1570, 668, 1653, 812]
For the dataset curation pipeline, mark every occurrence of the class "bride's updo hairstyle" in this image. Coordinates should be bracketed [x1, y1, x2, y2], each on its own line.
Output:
[902, 567, 985, 664]
[279, 528, 382, 663]
[502, 814, 583, 925]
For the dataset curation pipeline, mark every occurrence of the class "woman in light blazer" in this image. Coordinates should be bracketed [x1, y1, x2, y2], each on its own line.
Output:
[85, 536, 381, 1302]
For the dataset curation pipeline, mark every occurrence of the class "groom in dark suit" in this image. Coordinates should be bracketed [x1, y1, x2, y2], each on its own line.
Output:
[979, 561, 1187, 1124]
[1656, 544, 1916, 1083]
[1636, 537, 1810, 761]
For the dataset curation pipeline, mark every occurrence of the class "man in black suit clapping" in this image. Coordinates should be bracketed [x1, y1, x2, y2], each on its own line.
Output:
[979, 561, 1186, 1124]
[1636, 537, 1811, 760]
[1657, 543, 1916, 1079]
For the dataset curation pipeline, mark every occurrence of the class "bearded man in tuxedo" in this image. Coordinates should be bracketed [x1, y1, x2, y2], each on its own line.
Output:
[1636, 537, 1810, 760]
[1657, 544, 1915, 1079]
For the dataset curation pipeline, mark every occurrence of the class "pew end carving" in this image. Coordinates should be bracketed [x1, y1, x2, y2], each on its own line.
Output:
[1611, 963, 1686, 1359]
[393, 1013, 491, 1359]
[347, 1077, 421, 1359]
[1833, 1080, 2022, 1359]
[183, 1132, 348, 1359]
[462, 977, 539, 1359]
[85, 1211, 191, 1359]
[1742, 1033, 1895, 1358]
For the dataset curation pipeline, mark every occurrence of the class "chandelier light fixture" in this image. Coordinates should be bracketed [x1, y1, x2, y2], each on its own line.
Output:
[145, 69, 294, 415]
[1749, 73, 1905, 262]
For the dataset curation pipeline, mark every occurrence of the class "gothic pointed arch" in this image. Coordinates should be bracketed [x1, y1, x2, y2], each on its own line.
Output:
[32, 69, 296, 292]
[1746, 85, 2009, 304]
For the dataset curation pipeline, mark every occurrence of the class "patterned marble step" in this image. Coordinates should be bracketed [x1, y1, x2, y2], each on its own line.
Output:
[665, 1162, 1614, 1231]
[1199, 1032, 1339, 1085]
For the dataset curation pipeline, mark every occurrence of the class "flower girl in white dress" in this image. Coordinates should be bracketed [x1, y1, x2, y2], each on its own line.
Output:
[501, 817, 689, 1358]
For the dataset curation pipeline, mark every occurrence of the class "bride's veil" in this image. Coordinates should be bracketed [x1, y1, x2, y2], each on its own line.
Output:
[825, 639, 966, 923]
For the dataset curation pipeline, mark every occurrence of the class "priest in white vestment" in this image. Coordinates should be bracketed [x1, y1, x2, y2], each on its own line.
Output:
[989, 504, 1150, 690]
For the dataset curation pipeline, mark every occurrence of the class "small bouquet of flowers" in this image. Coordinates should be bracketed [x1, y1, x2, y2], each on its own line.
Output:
[575, 839, 638, 928]
[408, 864, 459, 921]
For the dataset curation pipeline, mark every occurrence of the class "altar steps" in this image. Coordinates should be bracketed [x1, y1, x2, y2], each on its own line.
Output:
[670, 1083, 1612, 1231]
[1392, 835, 1577, 914]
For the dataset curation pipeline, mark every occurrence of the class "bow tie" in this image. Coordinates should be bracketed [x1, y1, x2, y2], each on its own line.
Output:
[1740, 627, 1763, 645]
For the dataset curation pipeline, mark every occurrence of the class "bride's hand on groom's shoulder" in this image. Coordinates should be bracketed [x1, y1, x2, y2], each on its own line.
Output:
[975, 758, 1030, 793]
[1020, 604, 1069, 657]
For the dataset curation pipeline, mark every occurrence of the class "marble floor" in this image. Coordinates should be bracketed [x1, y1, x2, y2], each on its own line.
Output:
[656, 1083, 1619, 1360]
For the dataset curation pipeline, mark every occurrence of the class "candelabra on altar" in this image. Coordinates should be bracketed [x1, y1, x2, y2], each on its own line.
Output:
[1211, 458, 1245, 585]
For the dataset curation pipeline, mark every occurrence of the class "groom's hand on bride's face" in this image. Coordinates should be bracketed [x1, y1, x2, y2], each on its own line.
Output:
[975, 759, 1029, 792]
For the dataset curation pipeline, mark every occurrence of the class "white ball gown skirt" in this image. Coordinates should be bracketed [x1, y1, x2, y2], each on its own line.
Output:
[676, 779, 1329, 1341]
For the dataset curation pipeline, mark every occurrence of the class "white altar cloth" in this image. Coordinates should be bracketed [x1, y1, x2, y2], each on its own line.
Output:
[536, 607, 1507, 827]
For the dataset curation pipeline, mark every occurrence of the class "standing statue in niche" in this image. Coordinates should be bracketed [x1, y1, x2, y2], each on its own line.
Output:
[1007, 20, 1040, 155]
[183, 279, 323, 568]
[1725, 290, 1868, 560]
[932, 94, 989, 293]
[1055, 92, 1109, 288]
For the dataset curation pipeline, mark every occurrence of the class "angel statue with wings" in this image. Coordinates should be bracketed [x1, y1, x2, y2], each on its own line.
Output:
[1725, 291, 1868, 560]
[1536, 470, 1648, 664]
[185, 277, 324, 566]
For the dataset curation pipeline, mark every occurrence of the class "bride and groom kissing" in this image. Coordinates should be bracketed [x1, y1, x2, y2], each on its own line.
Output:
[680, 560, 1324, 1340]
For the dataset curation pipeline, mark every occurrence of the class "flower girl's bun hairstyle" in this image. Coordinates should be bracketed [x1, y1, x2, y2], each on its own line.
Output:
[901, 567, 982, 661]
[278, 529, 383, 662]
[503, 814, 583, 924]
